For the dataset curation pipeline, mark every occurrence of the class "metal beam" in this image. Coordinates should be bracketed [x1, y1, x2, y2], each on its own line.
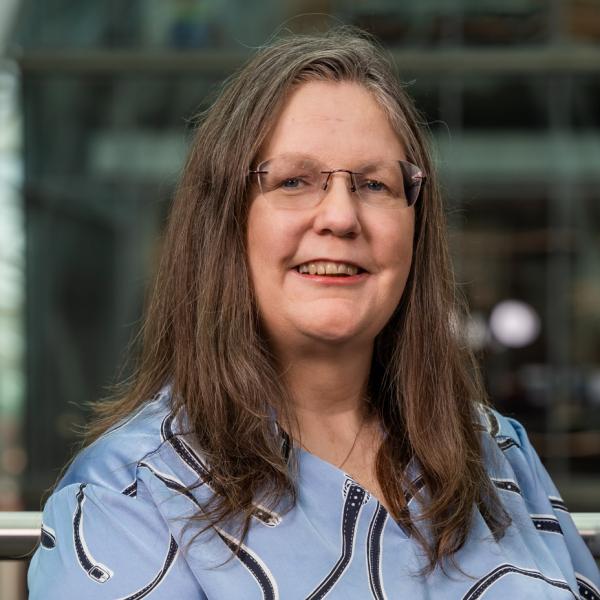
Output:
[1, 511, 600, 560]
[12, 46, 600, 75]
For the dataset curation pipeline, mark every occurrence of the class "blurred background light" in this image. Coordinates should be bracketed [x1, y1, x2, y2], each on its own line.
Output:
[489, 299, 541, 348]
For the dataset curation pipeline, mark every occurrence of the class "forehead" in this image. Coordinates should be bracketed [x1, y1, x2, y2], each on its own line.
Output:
[259, 80, 406, 164]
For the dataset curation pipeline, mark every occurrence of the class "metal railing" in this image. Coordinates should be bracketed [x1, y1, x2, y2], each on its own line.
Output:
[0, 513, 42, 560]
[1, 511, 599, 560]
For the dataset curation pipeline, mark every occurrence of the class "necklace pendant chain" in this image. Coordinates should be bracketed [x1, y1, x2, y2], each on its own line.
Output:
[292, 397, 372, 470]
[336, 410, 367, 469]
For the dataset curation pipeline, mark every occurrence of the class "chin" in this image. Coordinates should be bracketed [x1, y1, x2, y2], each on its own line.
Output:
[298, 313, 367, 345]
[307, 329, 361, 345]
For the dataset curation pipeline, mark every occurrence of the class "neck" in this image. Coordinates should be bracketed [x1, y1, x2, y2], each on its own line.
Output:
[275, 340, 374, 451]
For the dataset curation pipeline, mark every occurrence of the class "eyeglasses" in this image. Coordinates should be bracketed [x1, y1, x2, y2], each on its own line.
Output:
[249, 153, 425, 210]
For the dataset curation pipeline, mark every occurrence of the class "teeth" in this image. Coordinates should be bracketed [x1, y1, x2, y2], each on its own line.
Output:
[297, 261, 360, 276]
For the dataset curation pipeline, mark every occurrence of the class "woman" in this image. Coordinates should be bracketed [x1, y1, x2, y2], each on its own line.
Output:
[28, 28, 599, 599]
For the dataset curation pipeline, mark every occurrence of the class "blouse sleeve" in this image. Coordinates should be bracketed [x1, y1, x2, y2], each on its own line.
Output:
[27, 478, 207, 599]
[505, 416, 600, 597]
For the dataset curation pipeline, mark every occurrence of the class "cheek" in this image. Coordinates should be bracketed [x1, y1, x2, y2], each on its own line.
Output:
[247, 199, 274, 270]
[246, 200, 299, 288]
[375, 214, 415, 275]
[379, 225, 414, 326]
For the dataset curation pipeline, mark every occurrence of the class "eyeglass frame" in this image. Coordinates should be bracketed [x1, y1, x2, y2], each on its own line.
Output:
[248, 156, 427, 208]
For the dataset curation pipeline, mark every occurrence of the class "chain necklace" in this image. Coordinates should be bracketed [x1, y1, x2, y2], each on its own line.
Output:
[300, 406, 369, 470]
[336, 409, 368, 469]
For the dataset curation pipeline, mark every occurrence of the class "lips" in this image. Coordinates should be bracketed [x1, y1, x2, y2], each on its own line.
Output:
[292, 258, 368, 274]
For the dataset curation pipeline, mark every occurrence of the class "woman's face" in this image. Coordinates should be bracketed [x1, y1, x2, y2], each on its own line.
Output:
[246, 81, 415, 353]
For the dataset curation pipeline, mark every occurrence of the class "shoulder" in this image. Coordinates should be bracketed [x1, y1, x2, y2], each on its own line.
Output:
[57, 385, 175, 495]
[476, 404, 551, 488]
[28, 385, 208, 599]
[53, 382, 216, 511]
[475, 405, 600, 593]
[477, 403, 527, 450]
[49, 382, 217, 530]
[475, 404, 562, 507]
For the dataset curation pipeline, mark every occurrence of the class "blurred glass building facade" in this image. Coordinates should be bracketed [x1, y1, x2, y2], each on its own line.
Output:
[0, 0, 599, 576]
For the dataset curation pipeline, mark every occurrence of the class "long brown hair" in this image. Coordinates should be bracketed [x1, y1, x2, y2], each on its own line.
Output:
[82, 26, 509, 573]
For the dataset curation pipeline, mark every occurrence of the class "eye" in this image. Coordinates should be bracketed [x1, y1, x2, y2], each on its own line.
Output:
[281, 178, 301, 189]
[364, 179, 387, 192]
[276, 173, 315, 192]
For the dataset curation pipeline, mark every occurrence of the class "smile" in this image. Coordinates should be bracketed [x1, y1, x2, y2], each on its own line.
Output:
[295, 260, 366, 276]
[292, 260, 368, 285]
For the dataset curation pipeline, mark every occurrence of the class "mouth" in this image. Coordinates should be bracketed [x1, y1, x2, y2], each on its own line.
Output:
[293, 260, 367, 277]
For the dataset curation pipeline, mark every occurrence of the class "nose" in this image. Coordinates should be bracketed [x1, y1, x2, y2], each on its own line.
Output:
[313, 171, 362, 238]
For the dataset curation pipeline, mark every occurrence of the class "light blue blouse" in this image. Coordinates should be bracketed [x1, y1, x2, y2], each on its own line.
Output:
[28, 386, 600, 599]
